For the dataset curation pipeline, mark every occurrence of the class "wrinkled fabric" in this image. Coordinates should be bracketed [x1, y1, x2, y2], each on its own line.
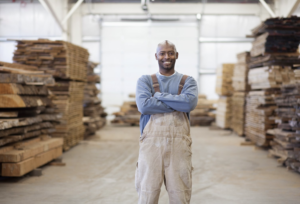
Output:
[135, 111, 192, 204]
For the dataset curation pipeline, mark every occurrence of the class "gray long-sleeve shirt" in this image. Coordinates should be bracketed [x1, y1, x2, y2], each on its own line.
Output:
[136, 72, 198, 134]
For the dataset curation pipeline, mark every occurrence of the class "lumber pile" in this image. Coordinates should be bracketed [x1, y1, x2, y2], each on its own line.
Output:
[244, 16, 300, 147]
[190, 94, 216, 126]
[231, 92, 247, 136]
[215, 64, 235, 128]
[216, 96, 231, 129]
[0, 63, 63, 176]
[13, 39, 89, 81]
[83, 62, 106, 138]
[12, 39, 89, 151]
[231, 52, 250, 136]
[47, 81, 85, 150]
[232, 52, 250, 92]
[111, 94, 140, 126]
[0, 136, 63, 177]
[268, 84, 300, 173]
[245, 90, 279, 146]
[251, 17, 300, 57]
[215, 64, 235, 96]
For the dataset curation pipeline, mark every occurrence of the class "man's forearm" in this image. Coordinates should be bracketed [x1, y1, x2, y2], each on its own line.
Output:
[154, 92, 197, 112]
[137, 95, 174, 115]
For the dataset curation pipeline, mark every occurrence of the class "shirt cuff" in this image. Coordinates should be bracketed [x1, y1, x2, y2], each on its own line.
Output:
[153, 92, 162, 99]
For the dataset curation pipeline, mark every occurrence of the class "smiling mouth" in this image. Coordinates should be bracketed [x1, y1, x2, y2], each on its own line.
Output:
[163, 61, 171, 65]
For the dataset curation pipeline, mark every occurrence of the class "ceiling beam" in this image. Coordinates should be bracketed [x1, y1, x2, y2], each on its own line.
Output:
[259, 0, 276, 17]
[38, 0, 66, 33]
[287, 0, 300, 17]
[62, 0, 84, 24]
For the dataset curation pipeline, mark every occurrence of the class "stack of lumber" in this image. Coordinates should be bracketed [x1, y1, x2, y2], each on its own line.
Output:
[216, 96, 232, 129]
[245, 90, 280, 146]
[244, 16, 300, 147]
[0, 136, 63, 177]
[215, 64, 235, 96]
[111, 94, 140, 126]
[47, 81, 85, 150]
[190, 94, 216, 126]
[250, 17, 300, 57]
[215, 64, 235, 129]
[231, 92, 247, 136]
[13, 39, 89, 81]
[248, 65, 295, 89]
[231, 52, 250, 136]
[0, 62, 63, 176]
[83, 62, 107, 138]
[268, 85, 300, 173]
[232, 52, 250, 92]
[12, 39, 89, 150]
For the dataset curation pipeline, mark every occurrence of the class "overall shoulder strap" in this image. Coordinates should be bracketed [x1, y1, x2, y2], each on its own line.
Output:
[178, 75, 188, 95]
[151, 74, 160, 93]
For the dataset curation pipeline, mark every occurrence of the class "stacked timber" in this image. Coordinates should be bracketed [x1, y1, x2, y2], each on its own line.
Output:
[111, 94, 140, 126]
[215, 64, 235, 96]
[244, 16, 300, 147]
[231, 52, 250, 136]
[190, 94, 216, 126]
[215, 64, 235, 128]
[0, 62, 63, 176]
[245, 90, 279, 146]
[251, 17, 300, 56]
[268, 85, 300, 173]
[83, 62, 107, 138]
[13, 39, 89, 81]
[12, 39, 89, 150]
[47, 81, 85, 150]
[216, 96, 232, 129]
[231, 92, 247, 136]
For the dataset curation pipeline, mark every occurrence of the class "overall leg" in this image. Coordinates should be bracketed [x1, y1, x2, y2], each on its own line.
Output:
[165, 136, 192, 204]
[136, 136, 165, 204]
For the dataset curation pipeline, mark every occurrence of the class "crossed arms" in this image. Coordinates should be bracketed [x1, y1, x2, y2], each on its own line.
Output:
[136, 76, 198, 115]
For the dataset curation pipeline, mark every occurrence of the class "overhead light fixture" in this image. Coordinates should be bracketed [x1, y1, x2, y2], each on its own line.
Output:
[196, 13, 202, 20]
[141, 0, 148, 11]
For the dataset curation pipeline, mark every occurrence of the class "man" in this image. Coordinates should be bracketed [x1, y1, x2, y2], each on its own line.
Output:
[135, 40, 198, 204]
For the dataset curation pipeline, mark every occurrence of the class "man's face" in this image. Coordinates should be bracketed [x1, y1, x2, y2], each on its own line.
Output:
[155, 44, 178, 70]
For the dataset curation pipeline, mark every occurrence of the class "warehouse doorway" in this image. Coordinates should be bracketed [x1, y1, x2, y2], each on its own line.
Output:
[100, 18, 198, 117]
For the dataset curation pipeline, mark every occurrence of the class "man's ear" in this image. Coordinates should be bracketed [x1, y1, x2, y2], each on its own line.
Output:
[176, 52, 179, 59]
[155, 53, 158, 60]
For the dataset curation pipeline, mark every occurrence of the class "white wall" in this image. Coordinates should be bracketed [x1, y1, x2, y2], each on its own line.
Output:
[199, 15, 260, 99]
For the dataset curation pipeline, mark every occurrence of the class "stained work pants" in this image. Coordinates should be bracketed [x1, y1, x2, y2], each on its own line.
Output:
[135, 111, 192, 204]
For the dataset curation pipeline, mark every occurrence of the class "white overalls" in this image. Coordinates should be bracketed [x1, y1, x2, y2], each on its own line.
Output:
[135, 74, 192, 204]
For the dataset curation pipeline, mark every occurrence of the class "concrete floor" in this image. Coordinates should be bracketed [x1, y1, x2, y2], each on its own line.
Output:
[0, 126, 300, 204]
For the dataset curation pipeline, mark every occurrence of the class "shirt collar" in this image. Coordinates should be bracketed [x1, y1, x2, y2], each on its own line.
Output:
[158, 71, 177, 76]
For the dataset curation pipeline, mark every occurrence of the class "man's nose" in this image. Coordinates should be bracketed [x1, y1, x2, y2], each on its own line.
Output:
[164, 53, 170, 59]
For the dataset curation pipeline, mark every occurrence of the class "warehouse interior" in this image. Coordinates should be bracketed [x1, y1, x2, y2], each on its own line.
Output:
[1, 0, 300, 203]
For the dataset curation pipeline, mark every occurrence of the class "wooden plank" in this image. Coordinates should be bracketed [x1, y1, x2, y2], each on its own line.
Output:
[0, 112, 18, 118]
[0, 116, 42, 130]
[1, 146, 62, 177]
[0, 138, 63, 162]
[0, 95, 50, 108]
[0, 73, 55, 86]
[0, 83, 48, 95]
